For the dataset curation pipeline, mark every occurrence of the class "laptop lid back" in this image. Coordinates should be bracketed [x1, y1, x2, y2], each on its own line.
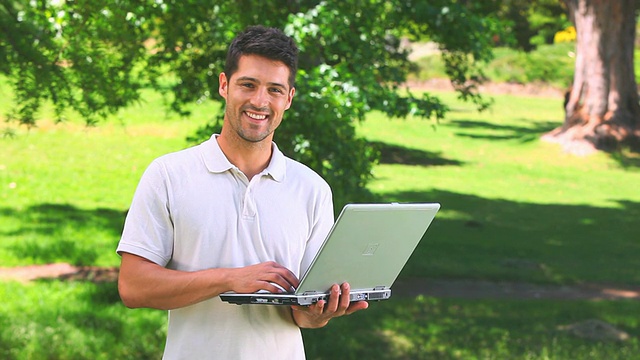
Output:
[295, 203, 440, 294]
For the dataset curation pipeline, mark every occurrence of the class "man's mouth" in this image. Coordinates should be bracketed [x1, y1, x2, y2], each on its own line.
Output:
[245, 111, 268, 120]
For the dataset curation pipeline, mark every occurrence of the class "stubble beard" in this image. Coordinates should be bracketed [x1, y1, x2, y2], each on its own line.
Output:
[227, 105, 274, 145]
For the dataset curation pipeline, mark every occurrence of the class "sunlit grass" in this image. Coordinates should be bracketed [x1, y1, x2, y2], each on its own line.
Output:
[0, 280, 166, 359]
[305, 296, 640, 360]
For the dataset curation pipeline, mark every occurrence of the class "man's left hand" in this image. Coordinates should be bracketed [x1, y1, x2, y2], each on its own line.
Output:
[291, 282, 369, 328]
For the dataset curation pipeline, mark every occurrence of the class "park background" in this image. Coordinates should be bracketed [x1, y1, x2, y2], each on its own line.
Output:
[1, 1, 640, 359]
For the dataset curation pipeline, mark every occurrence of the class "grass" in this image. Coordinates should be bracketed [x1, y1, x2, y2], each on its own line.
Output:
[1, 79, 640, 358]
[305, 297, 640, 359]
[0, 89, 218, 267]
[302, 91, 640, 359]
[360, 92, 640, 285]
[0, 280, 166, 359]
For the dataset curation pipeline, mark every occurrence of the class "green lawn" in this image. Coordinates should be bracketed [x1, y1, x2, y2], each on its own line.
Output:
[360, 92, 640, 285]
[1, 86, 639, 359]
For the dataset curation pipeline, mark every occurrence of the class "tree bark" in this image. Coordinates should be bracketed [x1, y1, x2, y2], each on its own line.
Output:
[543, 0, 640, 154]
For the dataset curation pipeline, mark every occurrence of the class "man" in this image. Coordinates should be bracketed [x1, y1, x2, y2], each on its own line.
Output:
[117, 25, 368, 359]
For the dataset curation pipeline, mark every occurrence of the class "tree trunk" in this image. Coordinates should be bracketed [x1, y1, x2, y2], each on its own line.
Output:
[543, 0, 640, 154]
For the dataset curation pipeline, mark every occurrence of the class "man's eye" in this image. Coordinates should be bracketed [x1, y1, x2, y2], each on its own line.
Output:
[270, 88, 284, 94]
[241, 83, 254, 88]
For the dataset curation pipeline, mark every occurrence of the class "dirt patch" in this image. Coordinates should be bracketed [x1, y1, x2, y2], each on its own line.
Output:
[394, 278, 640, 301]
[0, 263, 119, 283]
[2, 263, 639, 301]
[406, 78, 565, 99]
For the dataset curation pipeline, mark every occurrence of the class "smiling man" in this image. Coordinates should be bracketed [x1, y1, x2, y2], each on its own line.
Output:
[219, 53, 293, 143]
[116, 25, 368, 359]
[216, 53, 294, 180]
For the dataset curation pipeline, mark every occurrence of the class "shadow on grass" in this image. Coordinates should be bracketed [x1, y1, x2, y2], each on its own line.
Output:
[0, 203, 126, 266]
[369, 141, 463, 167]
[447, 119, 559, 143]
[374, 189, 640, 285]
[448, 118, 640, 168]
[611, 148, 640, 169]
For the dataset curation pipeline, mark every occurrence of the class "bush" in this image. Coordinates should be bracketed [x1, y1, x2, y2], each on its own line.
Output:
[412, 42, 576, 89]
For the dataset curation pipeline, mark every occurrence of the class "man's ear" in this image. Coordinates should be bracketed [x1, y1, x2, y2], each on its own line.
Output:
[218, 72, 228, 100]
[285, 87, 295, 110]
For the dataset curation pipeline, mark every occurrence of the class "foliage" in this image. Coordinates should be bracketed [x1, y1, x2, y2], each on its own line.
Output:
[401, 0, 504, 111]
[405, 0, 571, 51]
[520, 0, 572, 48]
[486, 43, 575, 87]
[489, 0, 571, 50]
[531, 0, 573, 43]
[412, 41, 640, 91]
[0, 0, 150, 126]
[0, 0, 501, 208]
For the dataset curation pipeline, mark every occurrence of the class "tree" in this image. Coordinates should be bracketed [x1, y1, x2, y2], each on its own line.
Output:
[1, 0, 503, 208]
[542, 0, 640, 154]
[0, 0, 150, 125]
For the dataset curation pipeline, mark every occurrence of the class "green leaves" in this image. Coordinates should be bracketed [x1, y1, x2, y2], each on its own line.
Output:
[1, 0, 150, 125]
[2, 0, 500, 208]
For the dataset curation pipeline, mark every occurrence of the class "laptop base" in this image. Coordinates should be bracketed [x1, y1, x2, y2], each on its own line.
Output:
[220, 288, 391, 306]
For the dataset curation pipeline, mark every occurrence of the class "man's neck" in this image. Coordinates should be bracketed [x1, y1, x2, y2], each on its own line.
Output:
[216, 134, 272, 181]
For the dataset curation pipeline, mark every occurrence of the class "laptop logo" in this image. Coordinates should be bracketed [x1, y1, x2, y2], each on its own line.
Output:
[362, 243, 380, 256]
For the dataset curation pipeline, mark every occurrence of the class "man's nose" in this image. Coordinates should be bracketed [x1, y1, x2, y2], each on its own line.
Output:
[249, 87, 269, 108]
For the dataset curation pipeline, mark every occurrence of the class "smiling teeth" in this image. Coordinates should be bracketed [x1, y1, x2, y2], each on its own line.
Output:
[246, 112, 267, 120]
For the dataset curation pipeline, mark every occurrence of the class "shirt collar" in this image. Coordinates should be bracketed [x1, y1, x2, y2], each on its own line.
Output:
[201, 134, 286, 182]
[265, 142, 286, 182]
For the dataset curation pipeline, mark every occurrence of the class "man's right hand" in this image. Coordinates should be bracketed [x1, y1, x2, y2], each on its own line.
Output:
[118, 253, 299, 310]
[226, 261, 299, 294]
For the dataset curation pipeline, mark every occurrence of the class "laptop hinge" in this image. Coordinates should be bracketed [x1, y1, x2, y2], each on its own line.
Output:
[374, 286, 387, 290]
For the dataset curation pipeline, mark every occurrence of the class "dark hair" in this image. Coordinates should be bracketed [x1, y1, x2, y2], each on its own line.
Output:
[224, 25, 299, 88]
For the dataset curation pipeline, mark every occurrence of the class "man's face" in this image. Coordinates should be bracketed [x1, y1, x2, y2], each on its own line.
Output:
[218, 54, 295, 144]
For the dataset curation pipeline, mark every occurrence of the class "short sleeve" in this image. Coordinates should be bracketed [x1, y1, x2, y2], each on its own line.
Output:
[116, 159, 174, 266]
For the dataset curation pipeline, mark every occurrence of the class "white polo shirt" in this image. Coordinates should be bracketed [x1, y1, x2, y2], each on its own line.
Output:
[117, 135, 334, 360]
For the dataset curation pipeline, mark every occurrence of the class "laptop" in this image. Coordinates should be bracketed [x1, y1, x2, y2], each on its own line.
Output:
[220, 202, 440, 306]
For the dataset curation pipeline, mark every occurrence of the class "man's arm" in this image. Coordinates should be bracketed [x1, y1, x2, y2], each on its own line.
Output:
[118, 252, 300, 310]
[290, 282, 369, 328]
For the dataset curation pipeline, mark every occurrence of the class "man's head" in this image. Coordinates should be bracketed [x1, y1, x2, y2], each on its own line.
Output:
[224, 25, 299, 88]
[218, 26, 298, 146]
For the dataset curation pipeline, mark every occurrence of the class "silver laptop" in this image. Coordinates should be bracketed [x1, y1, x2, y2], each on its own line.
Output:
[220, 202, 440, 306]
